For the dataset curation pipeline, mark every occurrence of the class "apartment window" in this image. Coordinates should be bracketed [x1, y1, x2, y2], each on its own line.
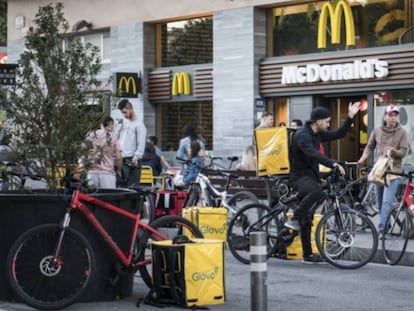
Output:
[156, 17, 213, 67]
[81, 32, 111, 63]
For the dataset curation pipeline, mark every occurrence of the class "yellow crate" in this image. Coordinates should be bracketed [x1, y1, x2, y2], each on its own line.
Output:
[286, 213, 323, 260]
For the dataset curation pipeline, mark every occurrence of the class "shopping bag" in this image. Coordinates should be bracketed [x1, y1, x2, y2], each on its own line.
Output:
[367, 156, 389, 185]
[255, 127, 290, 176]
[148, 239, 225, 307]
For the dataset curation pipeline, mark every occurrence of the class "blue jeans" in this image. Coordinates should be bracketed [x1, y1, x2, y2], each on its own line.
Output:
[375, 178, 400, 231]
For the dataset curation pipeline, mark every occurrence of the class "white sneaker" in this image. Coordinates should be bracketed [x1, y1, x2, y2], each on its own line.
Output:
[284, 220, 300, 231]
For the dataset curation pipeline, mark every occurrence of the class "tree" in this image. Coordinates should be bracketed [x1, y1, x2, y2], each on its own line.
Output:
[6, 3, 104, 191]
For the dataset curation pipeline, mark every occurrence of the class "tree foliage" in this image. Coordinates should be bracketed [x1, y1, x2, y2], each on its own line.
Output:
[7, 3, 103, 191]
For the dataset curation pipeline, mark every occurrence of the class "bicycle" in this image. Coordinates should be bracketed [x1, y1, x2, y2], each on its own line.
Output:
[381, 170, 414, 265]
[6, 172, 203, 310]
[176, 157, 260, 218]
[204, 153, 239, 169]
[117, 159, 156, 221]
[337, 163, 378, 217]
[0, 162, 45, 191]
[227, 168, 378, 269]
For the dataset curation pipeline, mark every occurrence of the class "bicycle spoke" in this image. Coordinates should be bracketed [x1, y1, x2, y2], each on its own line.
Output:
[316, 209, 378, 269]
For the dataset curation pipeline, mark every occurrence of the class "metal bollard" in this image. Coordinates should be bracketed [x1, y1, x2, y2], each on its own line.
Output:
[250, 232, 267, 311]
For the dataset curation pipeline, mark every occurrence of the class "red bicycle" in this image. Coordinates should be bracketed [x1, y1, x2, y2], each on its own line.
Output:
[6, 175, 203, 310]
[382, 170, 414, 265]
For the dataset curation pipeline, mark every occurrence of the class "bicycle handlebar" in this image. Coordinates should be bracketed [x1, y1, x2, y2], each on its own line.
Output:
[176, 157, 239, 179]
[383, 170, 414, 187]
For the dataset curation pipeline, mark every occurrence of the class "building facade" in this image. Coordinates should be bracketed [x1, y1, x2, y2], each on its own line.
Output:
[6, 0, 414, 165]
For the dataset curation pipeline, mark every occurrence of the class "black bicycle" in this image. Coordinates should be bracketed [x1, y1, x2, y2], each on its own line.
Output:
[381, 170, 414, 265]
[227, 168, 378, 269]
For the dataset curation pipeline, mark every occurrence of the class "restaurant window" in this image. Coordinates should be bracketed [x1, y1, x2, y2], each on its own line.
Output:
[158, 101, 212, 151]
[156, 17, 213, 67]
[269, 0, 412, 56]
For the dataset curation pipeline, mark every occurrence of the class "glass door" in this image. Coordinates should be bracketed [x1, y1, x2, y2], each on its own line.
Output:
[320, 95, 367, 162]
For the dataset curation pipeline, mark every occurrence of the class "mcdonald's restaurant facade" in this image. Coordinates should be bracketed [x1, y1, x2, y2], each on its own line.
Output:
[6, 0, 414, 165]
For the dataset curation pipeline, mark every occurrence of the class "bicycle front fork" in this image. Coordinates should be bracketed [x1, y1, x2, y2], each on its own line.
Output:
[52, 209, 73, 265]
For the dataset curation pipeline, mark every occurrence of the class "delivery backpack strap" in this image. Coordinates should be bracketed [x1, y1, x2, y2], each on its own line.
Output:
[137, 237, 209, 310]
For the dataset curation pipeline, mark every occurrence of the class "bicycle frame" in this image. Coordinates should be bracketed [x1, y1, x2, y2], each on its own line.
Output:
[193, 172, 238, 212]
[54, 189, 167, 268]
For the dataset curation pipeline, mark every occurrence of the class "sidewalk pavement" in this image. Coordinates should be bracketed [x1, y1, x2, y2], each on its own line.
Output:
[1, 239, 414, 311]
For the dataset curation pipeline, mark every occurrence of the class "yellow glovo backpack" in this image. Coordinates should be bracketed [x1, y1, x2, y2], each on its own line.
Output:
[141, 237, 225, 308]
[255, 127, 291, 176]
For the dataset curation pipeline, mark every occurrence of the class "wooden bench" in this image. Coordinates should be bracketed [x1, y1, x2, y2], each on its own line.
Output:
[205, 169, 290, 202]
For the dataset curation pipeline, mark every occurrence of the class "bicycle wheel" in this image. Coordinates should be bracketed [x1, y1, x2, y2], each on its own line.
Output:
[382, 205, 409, 265]
[226, 190, 259, 217]
[6, 224, 95, 310]
[137, 215, 203, 288]
[315, 208, 378, 269]
[227, 203, 280, 264]
[142, 192, 155, 222]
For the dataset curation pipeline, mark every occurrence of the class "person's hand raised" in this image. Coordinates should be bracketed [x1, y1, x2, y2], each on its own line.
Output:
[348, 101, 361, 118]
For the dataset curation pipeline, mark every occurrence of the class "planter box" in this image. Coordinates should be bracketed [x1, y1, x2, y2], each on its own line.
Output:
[0, 189, 139, 302]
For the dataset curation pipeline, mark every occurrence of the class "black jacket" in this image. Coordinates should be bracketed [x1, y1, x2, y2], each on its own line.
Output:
[290, 116, 354, 182]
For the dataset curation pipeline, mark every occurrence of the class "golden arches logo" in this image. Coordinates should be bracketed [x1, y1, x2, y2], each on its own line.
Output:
[118, 76, 137, 95]
[317, 0, 355, 49]
[172, 72, 191, 96]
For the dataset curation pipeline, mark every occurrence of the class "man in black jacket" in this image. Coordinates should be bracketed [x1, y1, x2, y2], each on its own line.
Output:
[285, 102, 360, 263]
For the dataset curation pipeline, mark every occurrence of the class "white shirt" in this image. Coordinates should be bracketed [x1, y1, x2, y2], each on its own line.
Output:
[117, 118, 147, 159]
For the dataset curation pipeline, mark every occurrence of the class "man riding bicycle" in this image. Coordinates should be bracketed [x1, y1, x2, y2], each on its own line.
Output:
[284, 102, 360, 263]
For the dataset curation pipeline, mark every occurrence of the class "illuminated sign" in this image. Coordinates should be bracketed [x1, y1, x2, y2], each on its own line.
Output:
[172, 72, 191, 96]
[0, 64, 18, 86]
[116, 73, 140, 98]
[318, 0, 355, 49]
[281, 59, 389, 85]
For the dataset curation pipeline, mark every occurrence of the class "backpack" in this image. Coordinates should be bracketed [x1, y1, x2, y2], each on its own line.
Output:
[287, 127, 297, 167]
[138, 238, 225, 309]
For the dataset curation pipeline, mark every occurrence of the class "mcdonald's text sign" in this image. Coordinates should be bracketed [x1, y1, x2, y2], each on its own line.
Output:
[318, 0, 355, 49]
[172, 72, 191, 96]
[116, 72, 140, 98]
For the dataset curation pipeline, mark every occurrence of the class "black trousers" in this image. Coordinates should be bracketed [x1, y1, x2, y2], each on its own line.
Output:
[291, 176, 324, 257]
[121, 158, 142, 187]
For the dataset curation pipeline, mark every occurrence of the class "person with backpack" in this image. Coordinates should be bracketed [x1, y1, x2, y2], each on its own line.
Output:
[284, 103, 360, 263]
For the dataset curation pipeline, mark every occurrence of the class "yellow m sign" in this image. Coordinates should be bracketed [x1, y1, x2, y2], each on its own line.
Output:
[317, 0, 355, 49]
[172, 72, 191, 96]
[116, 73, 139, 98]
